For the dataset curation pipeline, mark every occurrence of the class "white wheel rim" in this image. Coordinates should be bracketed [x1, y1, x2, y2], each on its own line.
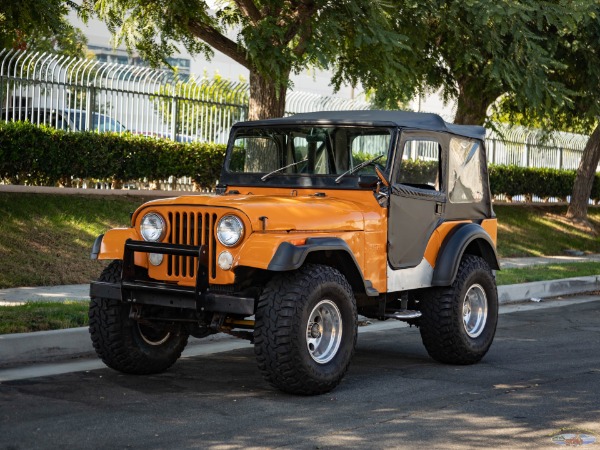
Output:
[138, 323, 171, 346]
[306, 299, 343, 364]
[462, 284, 488, 338]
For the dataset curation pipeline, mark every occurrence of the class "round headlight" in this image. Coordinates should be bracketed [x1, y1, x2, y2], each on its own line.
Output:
[217, 215, 244, 247]
[140, 213, 165, 242]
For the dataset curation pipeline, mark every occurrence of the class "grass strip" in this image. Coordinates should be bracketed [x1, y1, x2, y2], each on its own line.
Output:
[0, 301, 89, 334]
[0, 192, 144, 289]
[496, 262, 600, 286]
[495, 205, 600, 257]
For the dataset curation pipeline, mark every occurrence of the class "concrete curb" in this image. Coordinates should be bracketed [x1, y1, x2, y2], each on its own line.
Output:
[0, 329, 233, 368]
[0, 185, 180, 198]
[1, 276, 599, 367]
[498, 275, 600, 304]
[0, 328, 94, 366]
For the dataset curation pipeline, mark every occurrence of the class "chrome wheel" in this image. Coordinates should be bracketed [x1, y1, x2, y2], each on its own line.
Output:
[306, 299, 343, 364]
[462, 284, 488, 338]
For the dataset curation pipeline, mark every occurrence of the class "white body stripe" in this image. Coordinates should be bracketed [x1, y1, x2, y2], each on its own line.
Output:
[386, 258, 434, 292]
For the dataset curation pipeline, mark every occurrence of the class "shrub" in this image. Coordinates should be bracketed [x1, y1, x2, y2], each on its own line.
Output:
[488, 165, 581, 201]
[0, 121, 227, 190]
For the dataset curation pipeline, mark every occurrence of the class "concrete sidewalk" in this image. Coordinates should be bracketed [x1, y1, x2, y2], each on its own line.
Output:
[0, 284, 89, 305]
[500, 253, 600, 268]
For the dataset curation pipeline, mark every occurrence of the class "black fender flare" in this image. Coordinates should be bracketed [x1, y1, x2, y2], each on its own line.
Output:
[267, 237, 378, 296]
[432, 223, 500, 286]
[90, 234, 104, 260]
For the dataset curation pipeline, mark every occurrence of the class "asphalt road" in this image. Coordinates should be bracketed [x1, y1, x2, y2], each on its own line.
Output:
[1, 298, 599, 450]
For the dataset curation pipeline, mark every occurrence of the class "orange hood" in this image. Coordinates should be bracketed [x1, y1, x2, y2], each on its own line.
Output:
[136, 193, 365, 232]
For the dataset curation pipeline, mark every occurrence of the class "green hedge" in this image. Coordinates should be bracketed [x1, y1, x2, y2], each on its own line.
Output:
[490, 165, 568, 201]
[0, 121, 226, 190]
[488, 165, 600, 201]
[1, 121, 599, 200]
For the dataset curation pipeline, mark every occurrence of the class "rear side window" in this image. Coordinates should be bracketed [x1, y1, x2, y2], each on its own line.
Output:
[448, 137, 484, 203]
[396, 138, 440, 190]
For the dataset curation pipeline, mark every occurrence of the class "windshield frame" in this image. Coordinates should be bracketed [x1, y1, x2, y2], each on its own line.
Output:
[219, 124, 398, 190]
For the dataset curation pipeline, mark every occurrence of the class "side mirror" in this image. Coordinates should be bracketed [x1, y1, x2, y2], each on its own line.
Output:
[375, 165, 390, 187]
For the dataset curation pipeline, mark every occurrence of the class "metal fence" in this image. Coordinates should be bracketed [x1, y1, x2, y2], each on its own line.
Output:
[0, 48, 593, 172]
[0, 48, 251, 144]
[487, 125, 589, 170]
[0, 49, 371, 144]
[286, 90, 369, 114]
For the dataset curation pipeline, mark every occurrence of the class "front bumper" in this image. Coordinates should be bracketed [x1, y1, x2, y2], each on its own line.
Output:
[90, 239, 254, 316]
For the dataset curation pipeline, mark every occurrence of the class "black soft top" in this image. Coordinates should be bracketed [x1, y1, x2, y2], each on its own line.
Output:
[234, 110, 486, 141]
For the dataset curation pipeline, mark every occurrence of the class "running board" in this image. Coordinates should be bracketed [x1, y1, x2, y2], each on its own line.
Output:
[384, 310, 422, 321]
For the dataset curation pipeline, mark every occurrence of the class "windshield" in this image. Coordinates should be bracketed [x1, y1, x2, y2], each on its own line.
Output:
[227, 126, 392, 179]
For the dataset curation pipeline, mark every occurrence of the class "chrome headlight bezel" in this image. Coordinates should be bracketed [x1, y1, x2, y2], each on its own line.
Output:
[216, 215, 244, 247]
[140, 212, 166, 242]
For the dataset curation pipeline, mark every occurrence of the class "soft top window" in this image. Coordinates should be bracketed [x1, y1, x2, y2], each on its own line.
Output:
[448, 137, 484, 203]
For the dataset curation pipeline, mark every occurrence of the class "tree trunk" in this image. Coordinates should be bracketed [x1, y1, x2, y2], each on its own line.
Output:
[248, 68, 289, 120]
[453, 80, 498, 125]
[566, 123, 600, 222]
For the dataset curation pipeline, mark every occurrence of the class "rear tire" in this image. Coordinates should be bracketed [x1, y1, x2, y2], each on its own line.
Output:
[89, 260, 189, 374]
[254, 264, 357, 395]
[419, 255, 498, 365]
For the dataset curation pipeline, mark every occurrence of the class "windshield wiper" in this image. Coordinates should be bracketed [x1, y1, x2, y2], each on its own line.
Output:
[335, 154, 385, 184]
[261, 157, 309, 181]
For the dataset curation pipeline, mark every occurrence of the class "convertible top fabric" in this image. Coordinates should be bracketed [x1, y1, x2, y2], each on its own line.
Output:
[235, 110, 486, 141]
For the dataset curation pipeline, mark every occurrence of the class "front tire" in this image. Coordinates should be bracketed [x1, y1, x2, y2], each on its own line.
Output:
[254, 264, 357, 395]
[419, 255, 498, 365]
[89, 260, 189, 374]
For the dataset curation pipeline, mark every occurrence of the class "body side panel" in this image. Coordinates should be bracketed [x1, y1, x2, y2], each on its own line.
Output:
[481, 218, 498, 246]
[423, 221, 471, 267]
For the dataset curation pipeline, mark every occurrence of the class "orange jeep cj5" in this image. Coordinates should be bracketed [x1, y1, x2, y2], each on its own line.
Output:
[90, 110, 499, 395]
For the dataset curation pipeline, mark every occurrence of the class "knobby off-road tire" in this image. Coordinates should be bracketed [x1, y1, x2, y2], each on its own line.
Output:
[254, 264, 358, 395]
[419, 255, 498, 365]
[89, 260, 189, 374]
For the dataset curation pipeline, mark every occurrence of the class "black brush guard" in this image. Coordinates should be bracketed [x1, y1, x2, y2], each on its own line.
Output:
[90, 239, 254, 316]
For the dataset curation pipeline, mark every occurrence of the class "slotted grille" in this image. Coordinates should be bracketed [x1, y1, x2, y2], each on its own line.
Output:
[166, 210, 218, 280]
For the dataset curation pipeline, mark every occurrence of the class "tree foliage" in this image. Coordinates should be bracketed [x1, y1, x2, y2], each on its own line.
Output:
[374, 0, 581, 126]
[0, 0, 86, 57]
[494, 3, 600, 223]
[82, 0, 412, 119]
[375, 1, 600, 225]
